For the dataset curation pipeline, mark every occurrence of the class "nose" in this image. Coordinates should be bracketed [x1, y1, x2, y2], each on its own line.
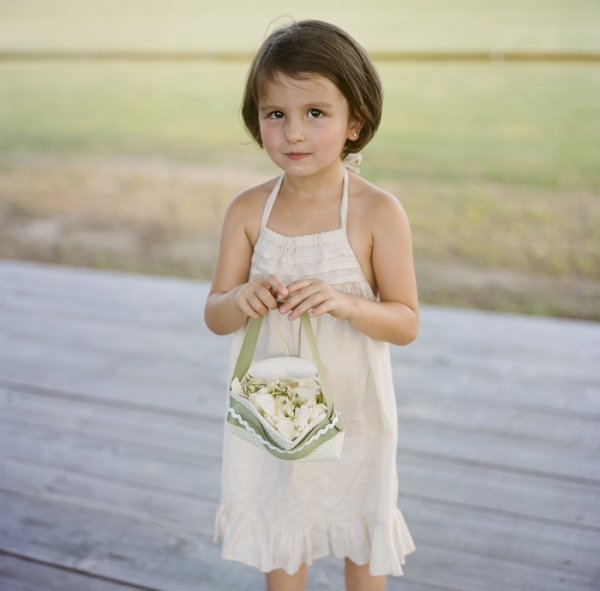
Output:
[285, 117, 305, 143]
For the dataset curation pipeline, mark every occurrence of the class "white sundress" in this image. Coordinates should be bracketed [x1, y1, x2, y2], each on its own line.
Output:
[214, 167, 415, 576]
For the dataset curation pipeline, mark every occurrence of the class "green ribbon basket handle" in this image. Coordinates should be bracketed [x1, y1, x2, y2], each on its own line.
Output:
[231, 312, 332, 408]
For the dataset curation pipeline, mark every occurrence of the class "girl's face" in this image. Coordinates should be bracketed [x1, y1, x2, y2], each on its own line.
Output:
[258, 73, 361, 178]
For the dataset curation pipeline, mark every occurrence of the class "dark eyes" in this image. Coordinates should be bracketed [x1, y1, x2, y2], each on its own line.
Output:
[267, 109, 324, 119]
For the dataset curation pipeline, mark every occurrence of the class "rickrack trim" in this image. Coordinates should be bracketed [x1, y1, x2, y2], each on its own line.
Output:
[227, 406, 340, 455]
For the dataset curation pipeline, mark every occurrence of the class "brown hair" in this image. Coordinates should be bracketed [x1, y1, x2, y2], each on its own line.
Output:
[242, 20, 383, 158]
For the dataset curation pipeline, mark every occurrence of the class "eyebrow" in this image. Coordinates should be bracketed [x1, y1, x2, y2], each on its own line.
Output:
[259, 102, 335, 111]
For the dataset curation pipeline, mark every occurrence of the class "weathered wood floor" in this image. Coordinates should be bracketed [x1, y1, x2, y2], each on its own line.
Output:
[0, 260, 598, 591]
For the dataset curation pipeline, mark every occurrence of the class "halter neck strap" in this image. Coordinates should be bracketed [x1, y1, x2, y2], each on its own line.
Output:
[340, 167, 350, 231]
[343, 153, 362, 175]
[260, 174, 284, 229]
[259, 168, 350, 233]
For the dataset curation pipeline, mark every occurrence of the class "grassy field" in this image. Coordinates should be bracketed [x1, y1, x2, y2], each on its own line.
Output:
[0, 2, 599, 319]
[2, 0, 599, 52]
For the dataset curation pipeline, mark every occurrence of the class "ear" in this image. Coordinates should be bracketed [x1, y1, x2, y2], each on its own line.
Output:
[347, 118, 364, 141]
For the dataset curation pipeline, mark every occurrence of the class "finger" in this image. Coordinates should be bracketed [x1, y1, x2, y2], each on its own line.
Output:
[248, 294, 270, 316]
[236, 298, 261, 319]
[264, 274, 289, 299]
[255, 285, 279, 310]
[307, 301, 333, 318]
[278, 284, 322, 314]
[285, 278, 316, 295]
[286, 293, 329, 320]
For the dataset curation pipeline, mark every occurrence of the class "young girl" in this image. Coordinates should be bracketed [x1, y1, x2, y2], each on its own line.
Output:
[205, 20, 419, 591]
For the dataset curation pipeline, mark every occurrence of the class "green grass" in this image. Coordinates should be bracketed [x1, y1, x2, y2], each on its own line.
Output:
[373, 64, 600, 190]
[1, 62, 598, 191]
[0, 63, 250, 163]
[1, 0, 599, 52]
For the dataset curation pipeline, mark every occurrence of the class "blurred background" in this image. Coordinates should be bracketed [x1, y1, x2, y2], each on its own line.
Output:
[1, 0, 599, 319]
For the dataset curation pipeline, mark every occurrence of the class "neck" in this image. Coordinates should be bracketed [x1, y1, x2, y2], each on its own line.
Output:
[281, 161, 346, 200]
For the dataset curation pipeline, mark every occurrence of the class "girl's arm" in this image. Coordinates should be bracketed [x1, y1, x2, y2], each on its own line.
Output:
[204, 188, 288, 335]
[279, 188, 419, 346]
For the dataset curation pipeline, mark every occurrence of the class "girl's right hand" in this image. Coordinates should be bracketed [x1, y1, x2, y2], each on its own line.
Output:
[234, 274, 288, 319]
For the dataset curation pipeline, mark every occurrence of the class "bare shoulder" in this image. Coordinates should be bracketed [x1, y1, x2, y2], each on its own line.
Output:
[348, 174, 410, 234]
[346, 174, 411, 293]
[223, 176, 279, 244]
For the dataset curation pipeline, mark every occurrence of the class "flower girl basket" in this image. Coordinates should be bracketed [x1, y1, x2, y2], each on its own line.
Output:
[226, 312, 345, 462]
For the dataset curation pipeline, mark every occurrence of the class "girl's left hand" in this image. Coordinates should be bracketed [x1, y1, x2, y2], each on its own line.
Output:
[278, 278, 353, 321]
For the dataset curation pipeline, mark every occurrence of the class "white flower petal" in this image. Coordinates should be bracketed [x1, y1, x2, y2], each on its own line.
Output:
[295, 385, 319, 400]
[240, 369, 325, 438]
[265, 415, 279, 428]
[309, 404, 327, 422]
[254, 394, 276, 417]
[276, 418, 297, 441]
[230, 377, 244, 397]
[295, 405, 312, 431]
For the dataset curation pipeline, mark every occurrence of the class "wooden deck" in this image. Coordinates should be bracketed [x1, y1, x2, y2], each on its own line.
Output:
[0, 260, 598, 591]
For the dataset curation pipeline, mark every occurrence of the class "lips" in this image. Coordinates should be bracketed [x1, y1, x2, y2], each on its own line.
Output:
[285, 153, 310, 161]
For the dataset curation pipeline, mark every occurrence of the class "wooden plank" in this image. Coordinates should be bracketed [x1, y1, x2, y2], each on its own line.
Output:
[3, 259, 598, 368]
[3, 383, 598, 485]
[4, 382, 599, 479]
[0, 552, 155, 591]
[0, 456, 65, 497]
[1, 314, 593, 486]
[0, 382, 224, 427]
[0, 262, 210, 328]
[2, 302, 600, 438]
[0, 428, 221, 501]
[396, 422, 600, 483]
[0, 332, 223, 392]
[0, 369, 226, 419]
[0, 493, 263, 591]
[3, 345, 599, 450]
[0, 578, 42, 591]
[0, 388, 223, 457]
[2, 300, 600, 420]
[0, 259, 209, 302]
[0, 551, 367, 591]
[3, 403, 599, 531]
[402, 500, 600, 580]
[0, 492, 401, 591]
[0, 415, 222, 466]
[44, 468, 600, 579]
[2, 352, 595, 444]
[5, 307, 595, 395]
[40, 470, 216, 538]
[2, 430, 598, 578]
[4, 260, 597, 360]
[393, 362, 600, 417]
[3, 262, 599, 417]
[1, 492, 597, 591]
[396, 456, 600, 531]
[397, 393, 600, 449]
[2, 261, 600, 590]
[3, 421, 598, 532]
[398, 543, 598, 591]
[408, 304, 600, 357]
[10, 278, 592, 375]
[0, 307, 218, 363]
